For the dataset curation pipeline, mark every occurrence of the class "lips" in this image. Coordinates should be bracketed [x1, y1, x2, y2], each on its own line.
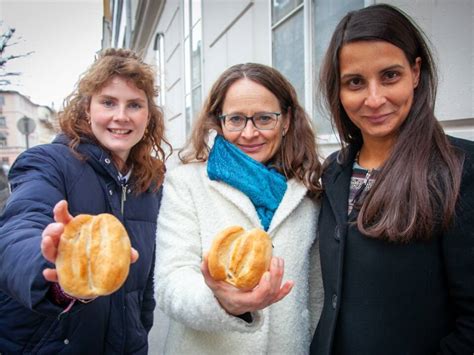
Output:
[365, 113, 392, 124]
[238, 143, 264, 153]
[108, 128, 132, 135]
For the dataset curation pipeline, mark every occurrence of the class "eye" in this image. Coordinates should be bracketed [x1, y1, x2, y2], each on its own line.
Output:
[227, 115, 245, 125]
[102, 99, 115, 108]
[255, 113, 275, 125]
[342, 76, 364, 90]
[383, 70, 400, 82]
[347, 77, 364, 89]
[128, 102, 143, 110]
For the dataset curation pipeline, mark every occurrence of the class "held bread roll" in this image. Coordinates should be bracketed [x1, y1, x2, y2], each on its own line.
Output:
[56, 213, 131, 299]
[207, 226, 272, 290]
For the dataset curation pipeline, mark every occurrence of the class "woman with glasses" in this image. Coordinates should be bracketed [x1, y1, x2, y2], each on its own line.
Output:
[311, 4, 474, 354]
[155, 63, 323, 354]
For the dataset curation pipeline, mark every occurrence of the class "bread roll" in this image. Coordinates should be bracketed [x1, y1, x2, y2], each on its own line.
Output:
[56, 213, 131, 298]
[208, 226, 272, 290]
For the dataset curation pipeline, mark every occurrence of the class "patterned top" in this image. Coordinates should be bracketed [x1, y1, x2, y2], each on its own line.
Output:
[348, 162, 378, 215]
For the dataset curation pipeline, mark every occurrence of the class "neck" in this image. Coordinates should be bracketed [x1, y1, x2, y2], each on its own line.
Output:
[112, 156, 128, 174]
[358, 138, 395, 170]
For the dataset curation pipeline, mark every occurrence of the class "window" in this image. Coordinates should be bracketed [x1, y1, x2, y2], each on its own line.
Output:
[312, 0, 364, 135]
[272, 0, 305, 106]
[0, 117, 5, 127]
[272, 0, 364, 138]
[154, 32, 166, 106]
[183, 0, 202, 138]
[0, 96, 4, 106]
[0, 133, 6, 147]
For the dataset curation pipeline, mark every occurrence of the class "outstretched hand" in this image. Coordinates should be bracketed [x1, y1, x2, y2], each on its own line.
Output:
[41, 200, 73, 282]
[41, 200, 139, 283]
[201, 253, 293, 316]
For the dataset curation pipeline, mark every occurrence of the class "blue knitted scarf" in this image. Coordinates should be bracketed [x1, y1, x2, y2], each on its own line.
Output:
[207, 135, 287, 231]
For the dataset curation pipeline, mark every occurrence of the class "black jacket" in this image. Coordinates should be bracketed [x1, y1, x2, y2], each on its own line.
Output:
[310, 136, 474, 355]
[0, 135, 161, 354]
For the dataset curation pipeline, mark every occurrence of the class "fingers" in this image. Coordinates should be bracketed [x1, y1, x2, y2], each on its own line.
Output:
[201, 253, 223, 291]
[200, 253, 212, 281]
[268, 257, 285, 296]
[53, 200, 73, 224]
[273, 280, 294, 303]
[43, 268, 58, 283]
[130, 248, 139, 264]
[41, 224, 64, 263]
[203, 254, 292, 315]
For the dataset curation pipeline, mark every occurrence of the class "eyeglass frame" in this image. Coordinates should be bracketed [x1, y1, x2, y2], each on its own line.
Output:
[218, 112, 282, 132]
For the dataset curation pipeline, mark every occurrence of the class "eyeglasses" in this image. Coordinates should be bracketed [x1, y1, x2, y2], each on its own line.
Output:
[218, 112, 281, 132]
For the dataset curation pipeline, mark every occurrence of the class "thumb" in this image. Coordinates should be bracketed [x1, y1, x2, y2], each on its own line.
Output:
[200, 252, 210, 276]
[53, 200, 73, 224]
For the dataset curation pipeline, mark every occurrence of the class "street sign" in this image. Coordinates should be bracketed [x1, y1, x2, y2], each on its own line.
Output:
[17, 116, 36, 135]
[17, 116, 36, 149]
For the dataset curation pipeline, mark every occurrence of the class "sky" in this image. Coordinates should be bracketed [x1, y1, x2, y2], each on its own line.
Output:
[0, 0, 103, 110]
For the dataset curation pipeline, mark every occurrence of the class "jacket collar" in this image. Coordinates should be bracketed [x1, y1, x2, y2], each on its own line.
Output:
[206, 168, 309, 234]
[322, 144, 359, 226]
[53, 134, 122, 185]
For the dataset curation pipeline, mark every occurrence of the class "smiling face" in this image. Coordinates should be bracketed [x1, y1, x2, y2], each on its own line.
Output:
[220, 78, 288, 164]
[339, 40, 421, 148]
[89, 76, 149, 166]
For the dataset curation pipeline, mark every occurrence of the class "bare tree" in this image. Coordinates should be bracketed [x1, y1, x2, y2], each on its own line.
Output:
[0, 26, 33, 85]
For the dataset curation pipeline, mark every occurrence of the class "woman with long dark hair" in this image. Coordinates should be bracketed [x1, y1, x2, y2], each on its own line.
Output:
[311, 4, 473, 354]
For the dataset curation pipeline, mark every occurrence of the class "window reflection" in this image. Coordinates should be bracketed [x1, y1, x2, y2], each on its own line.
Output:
[272, 0, 304, 25]
[313, 0, 363, 134]
[272, 8, 305, 106]
[183, 0, 202, 137]
[191, 21, 202, 88]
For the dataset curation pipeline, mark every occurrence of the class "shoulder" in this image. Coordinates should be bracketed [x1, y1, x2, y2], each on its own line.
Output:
[19, 141, 70, 158]
[321, 148, 344, 183]
[448, 136, 474, 181]
[448, 135, 474, 154]
[166, 162, 207, 182]
[10, 143, 73, 176]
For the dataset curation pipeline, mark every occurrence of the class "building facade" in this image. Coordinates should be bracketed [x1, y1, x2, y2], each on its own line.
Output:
[0, 90, 56, 168]
[102, 0, 473, 158]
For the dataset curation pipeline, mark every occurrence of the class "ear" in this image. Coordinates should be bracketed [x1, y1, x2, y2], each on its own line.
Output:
[412, 57, 422, 88]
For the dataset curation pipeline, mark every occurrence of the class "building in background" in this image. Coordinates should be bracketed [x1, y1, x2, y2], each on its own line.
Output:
[102, 0, 473, 157]
[0, 90, 56, 168]
[102, 0, 473, 158]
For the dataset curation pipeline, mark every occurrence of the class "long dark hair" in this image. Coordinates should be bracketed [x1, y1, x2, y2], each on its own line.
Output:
[319, 4, 464, 242]
[180, 63, 322, 197]
[59, 48, 170, 193]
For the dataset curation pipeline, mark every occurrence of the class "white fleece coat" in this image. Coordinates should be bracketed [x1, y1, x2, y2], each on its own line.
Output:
[155, 162, 322, 355]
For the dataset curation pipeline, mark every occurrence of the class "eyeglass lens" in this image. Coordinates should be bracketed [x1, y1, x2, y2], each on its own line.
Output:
[225, 113, 279, 131]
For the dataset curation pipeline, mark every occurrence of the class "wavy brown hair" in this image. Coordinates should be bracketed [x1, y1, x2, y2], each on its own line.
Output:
[319, 4, 464, 242]
[180, 63, 322, 197]
[59, 48, 170, 193]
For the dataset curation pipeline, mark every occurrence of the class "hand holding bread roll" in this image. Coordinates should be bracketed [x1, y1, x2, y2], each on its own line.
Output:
[207, 226, 272, 290]
[56, 213, 131, 299]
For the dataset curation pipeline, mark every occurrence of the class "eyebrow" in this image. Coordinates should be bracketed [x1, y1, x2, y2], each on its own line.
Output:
[340, 64, 406, 80]
[97, 94, 147, 103]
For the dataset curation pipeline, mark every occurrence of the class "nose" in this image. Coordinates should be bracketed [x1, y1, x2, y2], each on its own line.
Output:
[240, 118, 259, 139]
[113, 105, 129, 121]
[364, 82, 387, 109]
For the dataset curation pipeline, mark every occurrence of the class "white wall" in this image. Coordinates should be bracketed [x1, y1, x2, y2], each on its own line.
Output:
[202, 0, 271, 94]
[383, 0, 473, 140]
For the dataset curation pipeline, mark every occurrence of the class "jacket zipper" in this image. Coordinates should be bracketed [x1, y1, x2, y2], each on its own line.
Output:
[121, 184, 128, 215]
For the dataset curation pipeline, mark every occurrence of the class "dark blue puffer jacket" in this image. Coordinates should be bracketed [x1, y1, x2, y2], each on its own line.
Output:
[0, 135, 161, 354]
